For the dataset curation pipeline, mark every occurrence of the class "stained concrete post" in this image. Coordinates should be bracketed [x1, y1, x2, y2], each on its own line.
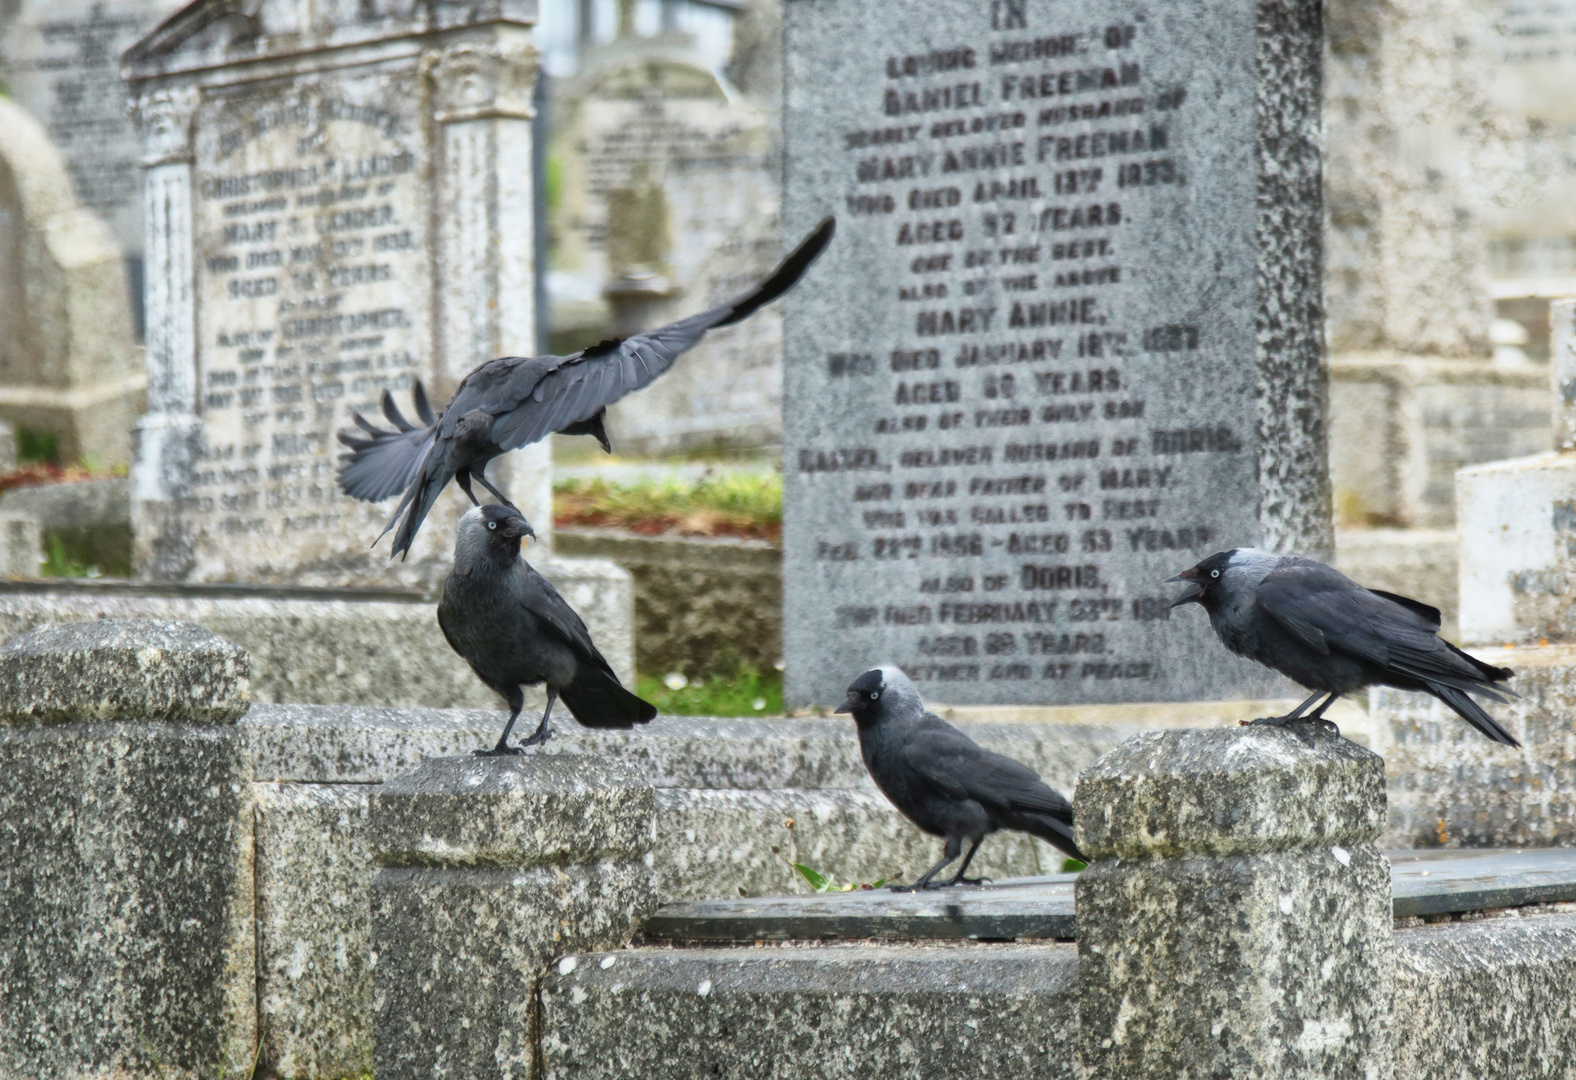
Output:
[0, 619, 255, 1079]
[1553, 299, 1576, 453]
[1074, 727, 1393, 1079]
[369, 755, 658, 1080]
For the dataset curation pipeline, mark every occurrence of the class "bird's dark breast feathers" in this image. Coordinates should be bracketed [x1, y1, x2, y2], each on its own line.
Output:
[440, 573, 574, 688]
[1209, 605, 1371, 693]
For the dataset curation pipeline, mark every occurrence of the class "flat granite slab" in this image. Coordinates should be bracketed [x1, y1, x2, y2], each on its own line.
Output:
[645, 848, 1576, 943]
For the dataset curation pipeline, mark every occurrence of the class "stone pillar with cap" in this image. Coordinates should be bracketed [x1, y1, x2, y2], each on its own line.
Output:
[1074, 727, 1394, 1080]
[0, 618, 256, 1079]
[369, 755, 658, 1080]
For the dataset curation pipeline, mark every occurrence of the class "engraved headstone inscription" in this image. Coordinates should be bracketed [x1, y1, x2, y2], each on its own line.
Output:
[123, 0, 548, 586]
[781, 0, 1329, 707]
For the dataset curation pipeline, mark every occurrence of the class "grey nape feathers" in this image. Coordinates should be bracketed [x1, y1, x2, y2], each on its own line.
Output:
[1168, 548, 1517, 746]
[837, 666, 1085, 890]
[439, 504, 656, 755]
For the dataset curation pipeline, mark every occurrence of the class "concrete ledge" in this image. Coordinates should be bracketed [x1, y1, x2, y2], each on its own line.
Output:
[1395, 912, 1576, 1080]
[538, 944, 1078, 1080]
[0, 555, 633, 708]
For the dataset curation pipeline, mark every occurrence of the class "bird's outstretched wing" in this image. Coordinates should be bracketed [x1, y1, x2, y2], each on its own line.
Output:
[337, 217, 836, 556]
[336, 384, 436, 502]
[488, 216, 836, 450]
[901, 722, 1074, 818]
[1256, 561, 1518, 745]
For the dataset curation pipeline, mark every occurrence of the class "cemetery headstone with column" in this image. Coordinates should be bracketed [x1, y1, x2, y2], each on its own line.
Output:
[13, 0, 639, 707]
[122, 0, 549, 588]
[780, 0, 1328, 709]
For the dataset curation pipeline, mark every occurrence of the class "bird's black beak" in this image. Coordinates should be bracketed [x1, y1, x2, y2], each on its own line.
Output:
[833, 691, 861, 714]
[1165, 568, 1204, 608]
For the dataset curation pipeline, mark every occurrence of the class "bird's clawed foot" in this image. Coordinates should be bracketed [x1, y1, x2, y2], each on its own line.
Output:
[516, 724, 554, 749]
[945, 876, 990, 888]
[474, 741, 527, 757]
[887, 881, 943, 893]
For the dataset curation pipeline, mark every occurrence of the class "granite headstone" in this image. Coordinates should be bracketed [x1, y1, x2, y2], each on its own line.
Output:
[781, 0, 1328, 707]
[122, 0, 551, 587]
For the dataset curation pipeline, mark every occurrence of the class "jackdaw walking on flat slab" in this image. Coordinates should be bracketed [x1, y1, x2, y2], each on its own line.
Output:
[1167, 548, 1518, 746]
[338, 217, 836, 558]
[439, 504, 656, 755]
[835, 666, 1086, 890]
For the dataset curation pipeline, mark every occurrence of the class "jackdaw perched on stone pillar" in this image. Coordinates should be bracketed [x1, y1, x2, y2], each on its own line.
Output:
[439, 504, 656, 755]
[338, 217, 836, 558]
[1167, 548, 1518, 746]
[835, 666, 1085, 890]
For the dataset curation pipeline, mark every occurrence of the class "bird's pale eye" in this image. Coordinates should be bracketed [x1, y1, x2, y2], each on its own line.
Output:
[487, 521, 497, 531]
[1210, 569, 1220, 578]
[870, 691, 880, 700]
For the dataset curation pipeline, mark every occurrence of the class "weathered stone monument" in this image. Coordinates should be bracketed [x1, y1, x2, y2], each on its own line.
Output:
[122, 0, 550, 586]
[550, 26, 783, 454]
[0, 98, 143, 465]
[780, 0, 1328, 707]
[0, 0, 637, 708]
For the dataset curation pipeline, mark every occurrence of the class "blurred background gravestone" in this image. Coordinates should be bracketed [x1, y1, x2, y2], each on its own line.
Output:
[547, 0, 781, 457]
[0, 98, 142, 467]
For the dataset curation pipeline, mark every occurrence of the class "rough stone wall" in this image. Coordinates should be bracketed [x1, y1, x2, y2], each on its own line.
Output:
[556, 528, 781, 678]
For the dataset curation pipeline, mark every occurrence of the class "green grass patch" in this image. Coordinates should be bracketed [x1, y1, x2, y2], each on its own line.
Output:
[16, 426, 59, 465]
[555, 472, 781, 540]
[636, 663, 782, 717]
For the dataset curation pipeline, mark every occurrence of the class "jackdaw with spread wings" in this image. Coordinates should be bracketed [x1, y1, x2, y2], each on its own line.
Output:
[440, 503, 656, 755]
[338, 217, 836, 557]
[836, 666, 1085, 890]
[1168, 548, 1518, 746]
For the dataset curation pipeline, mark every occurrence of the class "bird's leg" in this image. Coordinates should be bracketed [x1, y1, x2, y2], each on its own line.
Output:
[455, 469, 482, 507]
[1244, 689, 1325, 727]
[475, 687, 527, 757]
[944, 836, 990, 888]
[515, 690, 557, 749]
[470, 465, 518, 511]
[1245, 691, 1341, 745]
[889, 837, 961, 893]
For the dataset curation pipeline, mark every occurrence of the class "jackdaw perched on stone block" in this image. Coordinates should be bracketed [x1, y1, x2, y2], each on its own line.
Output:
[1167, 548, 1518, 746]
[338, 217, 836, 558]
[835, 666, 1085, 890]
[439, 504, 656, 755]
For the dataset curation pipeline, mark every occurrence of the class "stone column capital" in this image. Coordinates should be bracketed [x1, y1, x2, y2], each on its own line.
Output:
[423, 40, 540, 123]
[131, 85, 200, 166]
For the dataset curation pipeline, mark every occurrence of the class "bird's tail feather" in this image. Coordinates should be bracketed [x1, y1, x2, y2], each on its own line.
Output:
[387, 470, 449, 560]
[1015, 808, 1086, 863]
[1442, 639, 1516, 689]
[1429, 682, 1520, 747]
[560, 667, 658, 729]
